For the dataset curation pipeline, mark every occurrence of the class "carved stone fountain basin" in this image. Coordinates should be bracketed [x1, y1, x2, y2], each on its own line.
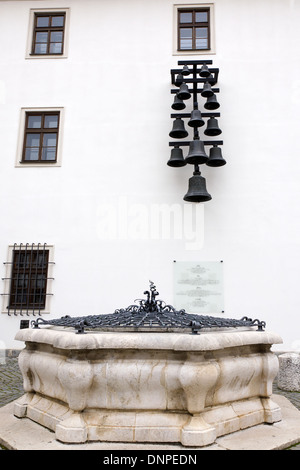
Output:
[14, 327, 282, 447]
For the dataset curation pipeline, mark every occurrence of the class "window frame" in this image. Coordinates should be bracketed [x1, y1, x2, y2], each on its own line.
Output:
[1, 244, 54, 315]
[26, 8, 70, 60]
[173, 4, 215, 56]
[22, 111, 60, 164]
[8, 248, 50, 311]
[178, 8, 210, 51]
[31, 12, 66, 56]
[16, 107, 64, 168]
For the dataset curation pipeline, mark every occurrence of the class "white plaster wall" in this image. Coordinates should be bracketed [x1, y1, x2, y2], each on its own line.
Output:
[0, 0, 299, 350]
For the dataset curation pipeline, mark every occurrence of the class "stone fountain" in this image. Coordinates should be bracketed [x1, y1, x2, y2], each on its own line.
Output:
[13, 282, 282, 447]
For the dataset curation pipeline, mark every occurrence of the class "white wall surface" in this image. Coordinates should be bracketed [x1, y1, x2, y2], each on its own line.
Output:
[0, 0, 299, 350]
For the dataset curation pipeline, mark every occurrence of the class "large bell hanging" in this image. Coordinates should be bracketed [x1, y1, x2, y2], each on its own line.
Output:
[201, 81, 214, 98]
[183, 173, 212, 202]
[167, 146, 186, 167]
[199, 63, 210, 78]
[169, 117, 188, 139]
[206, 146, 226, 167]
[185, 139, 208, 164]
[188, 109, 205, 128]
[171, 94, 186, 110]
[177, 82, 191, 101]
[204, 116, 222, 136]
[204, 94, 220, 110]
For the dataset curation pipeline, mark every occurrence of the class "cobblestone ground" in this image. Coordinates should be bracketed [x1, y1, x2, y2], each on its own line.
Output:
[0, 356, 300, 450]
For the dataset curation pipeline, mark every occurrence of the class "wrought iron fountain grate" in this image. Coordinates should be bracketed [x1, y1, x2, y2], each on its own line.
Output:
[31, 281, 266, 335]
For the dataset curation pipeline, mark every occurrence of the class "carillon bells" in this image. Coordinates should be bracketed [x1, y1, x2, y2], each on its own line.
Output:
[182, 64, 190, 76]
[167, 146, 186, 167]
[183, 169, 212, 202]
[169, 117, 188, 138]
[206, 146, 226, 167]
[204, 94, 220, 110]
[201, 81, 214, 98]
[199, 63, 210, 78]
[188, 109, 205, 128]
[175, 73, 184, 87]
[168, 59, 225, 203]
[185, 139, 208, 165]
[177, 82, 191, 101]
[171, 94, 186, 110]
[204, 116, 222, 136]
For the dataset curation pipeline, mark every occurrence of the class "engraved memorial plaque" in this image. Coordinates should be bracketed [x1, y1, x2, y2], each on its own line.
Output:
[173, 261, 224, 314]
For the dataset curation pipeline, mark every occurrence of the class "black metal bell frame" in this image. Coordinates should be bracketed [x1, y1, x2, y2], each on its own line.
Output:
[167, 146, 186, 167]
[168, 60, 227, 203]
[185, 139, 208, 165]
[169, 117, 188, 139]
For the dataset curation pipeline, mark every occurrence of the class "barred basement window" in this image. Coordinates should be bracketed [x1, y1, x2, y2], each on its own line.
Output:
[1, 244, 54, 316]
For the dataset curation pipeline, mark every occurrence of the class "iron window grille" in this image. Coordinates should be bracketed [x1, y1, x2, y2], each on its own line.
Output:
[31, 12, 66, 55]
[22, 111, 60, 163]
[178, 8, 210, 51]
[1, 244, 54, 316]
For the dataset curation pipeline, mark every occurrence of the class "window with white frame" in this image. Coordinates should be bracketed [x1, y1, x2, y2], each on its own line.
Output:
[173, 4, 215, 55]
[15, 107, 64, 167]
[26, 8, 70, 59]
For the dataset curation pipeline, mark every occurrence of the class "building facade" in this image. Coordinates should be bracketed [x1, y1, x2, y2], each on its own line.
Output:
[0, 0, 300, 350]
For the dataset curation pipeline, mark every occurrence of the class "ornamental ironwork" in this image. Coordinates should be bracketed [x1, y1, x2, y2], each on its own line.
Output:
[31, 281, 265, 335]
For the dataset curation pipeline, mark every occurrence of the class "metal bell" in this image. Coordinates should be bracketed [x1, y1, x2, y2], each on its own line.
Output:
[169, 117, 188, 139]
[177, 82, 191, 101]
[185, 139, 208, 165]
[167, 147, 186, 167]
[199, 64, 210, 78]
[204, 94, 220, 110]
[182, 64, 190, 76]
[201, 81, 214, 98]
[204, 116, 222, 136]
[183, 172, 212, 202]
[175, 73, 184, 87]
[171, 94, 186, 110]
[206, 146, 226, 167]
[188, 109, 205, 128]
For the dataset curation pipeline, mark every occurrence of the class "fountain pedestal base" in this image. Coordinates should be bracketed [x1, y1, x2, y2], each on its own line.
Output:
[14, 328, 282, 447]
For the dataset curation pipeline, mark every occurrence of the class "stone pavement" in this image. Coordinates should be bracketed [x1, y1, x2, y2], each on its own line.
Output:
[1, 355, 300, 450]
